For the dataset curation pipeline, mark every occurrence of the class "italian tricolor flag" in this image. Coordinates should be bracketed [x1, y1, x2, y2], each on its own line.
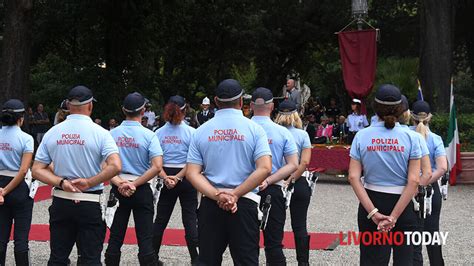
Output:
[445, 78, 462, 185]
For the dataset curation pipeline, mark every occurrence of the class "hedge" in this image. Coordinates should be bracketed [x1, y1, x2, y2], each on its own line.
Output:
[429, 113, 474, 152]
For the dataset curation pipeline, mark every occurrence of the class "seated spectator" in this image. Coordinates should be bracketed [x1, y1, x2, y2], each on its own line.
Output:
[315, 115, 333, 144]
[303, 114, 316, 144]
[325, 97, 341, 120]
[333, 115, 348, 143]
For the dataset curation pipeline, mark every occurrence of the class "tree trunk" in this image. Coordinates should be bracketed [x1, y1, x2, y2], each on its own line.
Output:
[0, 0, 33, 104]
[419, 0, 454, 113]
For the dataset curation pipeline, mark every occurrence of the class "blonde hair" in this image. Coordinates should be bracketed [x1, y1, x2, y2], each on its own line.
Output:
[399, 110, 411, 125]
[274, 112, 303, 129]
[411, 112, 432, 139]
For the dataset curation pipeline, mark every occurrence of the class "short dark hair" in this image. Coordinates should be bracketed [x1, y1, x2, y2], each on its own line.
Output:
[216, 98, 241, 109]
[123, 109, 141, 118]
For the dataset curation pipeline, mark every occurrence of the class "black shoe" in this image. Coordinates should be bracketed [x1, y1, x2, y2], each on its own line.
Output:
[138, 253, 158, 266]
[14, 251, 30, 266]
[187, 244, 199, 265]
[294, 234, 310, 265]
[104, 252, 121, 266]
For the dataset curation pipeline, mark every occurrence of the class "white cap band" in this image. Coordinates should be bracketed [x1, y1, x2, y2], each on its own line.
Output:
[216, 90, 243, 102]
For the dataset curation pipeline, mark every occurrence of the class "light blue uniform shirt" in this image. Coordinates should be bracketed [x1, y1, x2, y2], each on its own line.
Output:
[110, 120, 163, 176]
[410, 126, 446, 171]
[287, 126, 312, 161]
[0, 126, 34, 171]
[347, 113, 369, 132]
[251, 116, 297, 176]
[187, 109, 271, 191]
[35, 114, 119, 191]
[401, 125, 430, 157]
[156, 121, 195, 166]
[350, 121, 422, 187]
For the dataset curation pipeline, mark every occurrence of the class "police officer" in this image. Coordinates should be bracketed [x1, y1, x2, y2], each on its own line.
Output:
[105, 92, 163, 266]
[153, 95, 198, 265]
[250, 88, 298, 265]
[196, 97, 214, 126]
[274, 99, 313, 266]
[397, 95, 433, 266]
[411, 100, 448, 265]
[0, 99, 34, 266]
[346, 98, 369, 144]
[398, 95, 432, 186]
[186, 79, 272, 265]
[348, 84, 422, 265]
[32, 85, 121, 265]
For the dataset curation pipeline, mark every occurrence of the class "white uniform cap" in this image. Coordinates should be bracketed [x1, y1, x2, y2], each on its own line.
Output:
[202, 97, 210, 105]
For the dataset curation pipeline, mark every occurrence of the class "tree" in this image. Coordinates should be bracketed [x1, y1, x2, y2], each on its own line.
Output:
[0, 0, 33, 104]
[419, 0, 455, 112]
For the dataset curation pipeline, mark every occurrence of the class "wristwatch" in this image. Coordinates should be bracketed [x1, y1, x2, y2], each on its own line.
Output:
[58, 178, 67, 189]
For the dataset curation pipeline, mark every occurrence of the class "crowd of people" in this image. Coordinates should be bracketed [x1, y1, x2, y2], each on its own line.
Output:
[0, 78, 448, 266]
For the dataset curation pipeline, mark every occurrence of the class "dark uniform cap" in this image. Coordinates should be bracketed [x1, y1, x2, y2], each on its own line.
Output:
[251, 87, 273, 105]
[68, 85, 96, 106]
[169, 95, 186, 110]
[375, 84, 402, 105]
[215, 79, 243, 102]
[412, 100, 431, 114]
[123, 92, 147, 112]
[278, 99, 297, 114]
[2, 99, 25, 113]
[401, 95, 409, 112]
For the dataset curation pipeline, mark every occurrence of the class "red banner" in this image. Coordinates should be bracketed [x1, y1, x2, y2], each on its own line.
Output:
[338, 29, 377, 113]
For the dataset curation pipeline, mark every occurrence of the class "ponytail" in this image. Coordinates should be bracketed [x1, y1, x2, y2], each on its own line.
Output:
[373, 102, 403, 130]
[415, 121, 429, 139]
[383, 115, 397, 129]
[398, 110, 411, 125]
[163, 103, 184, 125]
[410, 112, 432, 139]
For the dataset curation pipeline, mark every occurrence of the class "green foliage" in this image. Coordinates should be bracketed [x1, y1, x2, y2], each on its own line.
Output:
[30, 54, 75, 114]
[430, 113, 474, 152]
[375, 56, 419, 100]
[230, 62, 257, 94]
[453, 70, 474, 114]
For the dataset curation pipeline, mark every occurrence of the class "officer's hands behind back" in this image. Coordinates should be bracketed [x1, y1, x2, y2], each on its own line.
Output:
[372, 212, 396, 232]
[70, 178, 91, 192]
[216, 190, 238, 213]
[118, 181, 136, 197]
[62, 180, 79, 193]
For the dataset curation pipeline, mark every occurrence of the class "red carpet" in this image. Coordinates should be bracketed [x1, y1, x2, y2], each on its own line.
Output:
[34, 185, 52, 202]
[17, 225, 341, 250]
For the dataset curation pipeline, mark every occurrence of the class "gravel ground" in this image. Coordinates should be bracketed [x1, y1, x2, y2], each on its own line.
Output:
[5, 176, 474, 265]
